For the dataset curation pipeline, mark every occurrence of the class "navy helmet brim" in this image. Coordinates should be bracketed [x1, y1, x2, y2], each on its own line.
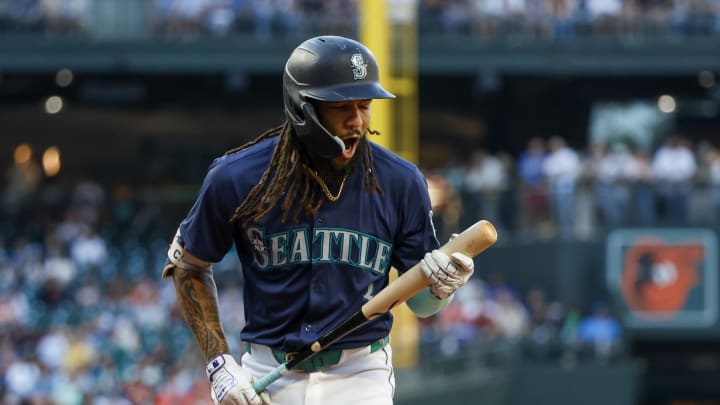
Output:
[301, 82, 396, 102]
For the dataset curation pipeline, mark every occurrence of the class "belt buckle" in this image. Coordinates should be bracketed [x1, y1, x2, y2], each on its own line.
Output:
[285, 352, 314, 373]
[285, 351, 297, 363]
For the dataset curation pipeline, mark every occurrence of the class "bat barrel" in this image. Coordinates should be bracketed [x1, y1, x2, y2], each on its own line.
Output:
[361, 219, 498, 319]
[440, 219, 497, 257]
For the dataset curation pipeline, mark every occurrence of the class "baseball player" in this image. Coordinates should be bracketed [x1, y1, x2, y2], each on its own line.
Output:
[162, 35, 475, 405]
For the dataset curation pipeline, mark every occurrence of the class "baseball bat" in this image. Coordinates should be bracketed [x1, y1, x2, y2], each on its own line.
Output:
[252, 219, 497, 393]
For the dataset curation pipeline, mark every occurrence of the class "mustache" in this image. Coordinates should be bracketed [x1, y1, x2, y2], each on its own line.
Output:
[343, 128, 364, 137]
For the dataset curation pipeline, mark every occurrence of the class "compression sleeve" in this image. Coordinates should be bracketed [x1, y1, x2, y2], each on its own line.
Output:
[406, 288, 454, 318]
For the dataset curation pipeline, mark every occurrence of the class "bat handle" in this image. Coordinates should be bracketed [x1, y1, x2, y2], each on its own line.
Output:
[252, 363, 287, 393]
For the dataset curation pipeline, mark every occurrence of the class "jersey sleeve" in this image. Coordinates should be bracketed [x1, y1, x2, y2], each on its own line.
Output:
[391, 167, 440, 273]
[178, 157, 238, 263]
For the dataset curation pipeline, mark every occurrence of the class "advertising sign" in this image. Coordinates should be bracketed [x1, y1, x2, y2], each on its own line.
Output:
[606, 229, 718, 329]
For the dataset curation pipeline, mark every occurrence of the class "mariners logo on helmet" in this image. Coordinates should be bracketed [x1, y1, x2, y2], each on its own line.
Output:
[351, 54, 367, 80]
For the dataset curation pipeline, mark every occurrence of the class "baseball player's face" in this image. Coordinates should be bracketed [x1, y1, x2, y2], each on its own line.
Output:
[315, 99, 372, 169]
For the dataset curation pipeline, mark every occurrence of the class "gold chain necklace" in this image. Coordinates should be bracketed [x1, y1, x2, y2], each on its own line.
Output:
[304, 165, 350, 202]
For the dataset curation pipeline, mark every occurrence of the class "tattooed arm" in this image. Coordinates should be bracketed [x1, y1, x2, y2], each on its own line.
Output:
[162, 233, 230, 361]
[168, 251, 266, 405]
[171, 266, 229, 362]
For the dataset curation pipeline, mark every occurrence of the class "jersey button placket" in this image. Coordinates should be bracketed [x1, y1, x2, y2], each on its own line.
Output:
[307, 214, 323, 338]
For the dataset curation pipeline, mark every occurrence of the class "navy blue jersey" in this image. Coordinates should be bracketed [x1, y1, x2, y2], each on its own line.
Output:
[178, 136, 439, 351]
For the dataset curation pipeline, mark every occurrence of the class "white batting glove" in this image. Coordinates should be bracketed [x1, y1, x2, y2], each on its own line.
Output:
[207, 354, 270, 405]
[420, 250, 475, 300]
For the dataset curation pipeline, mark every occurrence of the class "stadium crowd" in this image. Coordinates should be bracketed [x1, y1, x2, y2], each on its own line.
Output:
[1, 0, 720, 40]
[427, 133, 716, 243]
[3, 128, 716, 403]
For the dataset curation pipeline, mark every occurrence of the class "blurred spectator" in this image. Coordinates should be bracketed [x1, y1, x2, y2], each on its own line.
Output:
[463, 148, 509, 232]
[55, 210, 90, 247]
[488, 286, 529, 340]
[274, 0, 301, 36]
[4, 358, 41, 400]
[523, 287, 565, 359]
[249, 0, 273, 39]
[516, 136, 550, 237]
[503, 0, 528, 36]
[204, 0, 238, 36]
[154, 0, 209, 36]
[71, 176, 105, 226]
[543, 136, 581, 239]
[497, 152, 519, 234]
[526, 288, 554, 339]
[3, 149, 42, 215]
[64, 328, 96, 375]
[469, 0, 505, 39]
[70, 227, 108, 270]
[440, 0, 470, 35]
[426, 170, 463, 242]
[320, 0, 359, 37]
[156, 370, 211, 404]
[627, 147, 657, 225]
[418, 0, 446, 34]
[41, 0, 90, 34]
[6, 0, 44, 32]
[151, 0, 176, 33]
[669, 0, 691, 35]
[551, 0, 577, 39]
[587, 0, 624, 36]
[0, 236, 8, 267]
[37, 327, 70, 371]
[558, 298, 582, 349]
[485, 270, 519, 300]
[300, 0, 325, 34]
[575, 301, 623, 360]
[651, 135, 697, 223]
[707, 148, 720, 222]
[525, 0, 554, 39]
[592, 141, 635, 227]
[434, 279, 490, 355]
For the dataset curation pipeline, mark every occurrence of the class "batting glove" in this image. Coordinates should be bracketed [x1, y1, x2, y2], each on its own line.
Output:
[420, 250, 475, 300]
[207, 354, 270, 405]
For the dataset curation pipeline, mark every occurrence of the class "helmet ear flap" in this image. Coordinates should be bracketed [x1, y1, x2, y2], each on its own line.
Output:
[290, 100, 311, 134]
[296, 102, 345, 159]
[284, 94, 306, 127]
[299, 101, 315, 126]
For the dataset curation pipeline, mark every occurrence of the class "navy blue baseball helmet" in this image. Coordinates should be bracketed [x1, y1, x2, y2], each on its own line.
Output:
[283, 35, 395, 158]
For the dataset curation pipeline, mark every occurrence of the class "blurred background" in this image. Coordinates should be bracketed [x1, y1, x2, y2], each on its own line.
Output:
[2, 0, 720, 404]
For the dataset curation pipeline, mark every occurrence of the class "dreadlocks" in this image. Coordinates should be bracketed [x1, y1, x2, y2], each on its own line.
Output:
[229, 122, 383, 226]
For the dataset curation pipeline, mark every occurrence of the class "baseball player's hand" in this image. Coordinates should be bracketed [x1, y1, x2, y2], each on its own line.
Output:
[420, 249, 474, 300]
[206, 354, 271, 405]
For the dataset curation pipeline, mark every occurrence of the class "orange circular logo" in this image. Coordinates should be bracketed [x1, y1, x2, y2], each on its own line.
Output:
[620, 237, 701, 321]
